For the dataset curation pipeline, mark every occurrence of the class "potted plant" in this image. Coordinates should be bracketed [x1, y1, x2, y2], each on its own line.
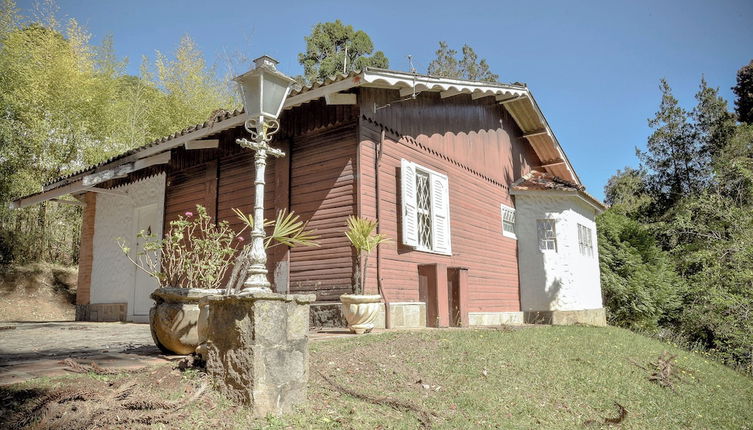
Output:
[118, 205, 318, 355]
[118, 205, 238, 354]
[340, 216, 390, 334]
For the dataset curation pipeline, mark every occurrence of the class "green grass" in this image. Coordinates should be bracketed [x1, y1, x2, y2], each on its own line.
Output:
[5, 326, 752, 429]
[271, 326, 753, 429]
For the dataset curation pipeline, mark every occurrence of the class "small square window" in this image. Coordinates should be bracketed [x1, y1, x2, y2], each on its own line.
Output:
[537, 219, 557, 251]
[578, 223, 594, 257]
[501, 204, 516, 239]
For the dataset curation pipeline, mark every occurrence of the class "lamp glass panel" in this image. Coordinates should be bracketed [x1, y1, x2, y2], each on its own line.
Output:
[261, 74, 289, 118]
[241, 74, 262, 117]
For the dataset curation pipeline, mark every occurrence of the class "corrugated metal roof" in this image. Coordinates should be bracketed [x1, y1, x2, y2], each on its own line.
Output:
[42, 108, 245, 190]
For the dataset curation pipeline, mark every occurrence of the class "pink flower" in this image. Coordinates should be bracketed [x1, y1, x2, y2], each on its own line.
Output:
[185, 211, 193, 217]
[237, 236, 245, 242]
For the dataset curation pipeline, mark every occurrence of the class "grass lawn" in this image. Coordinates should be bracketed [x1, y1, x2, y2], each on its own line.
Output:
[2, 325, 751, 429]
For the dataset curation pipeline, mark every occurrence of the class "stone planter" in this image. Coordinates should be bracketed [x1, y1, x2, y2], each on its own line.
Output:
[340, 294, 382, 334]
[149, 287, 224, 355]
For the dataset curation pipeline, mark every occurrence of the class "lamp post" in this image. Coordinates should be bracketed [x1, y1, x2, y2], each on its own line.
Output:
[234, 55, 296, 294]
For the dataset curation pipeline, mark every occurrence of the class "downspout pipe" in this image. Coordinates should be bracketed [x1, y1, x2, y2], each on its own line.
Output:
[376, 127, 390, 329]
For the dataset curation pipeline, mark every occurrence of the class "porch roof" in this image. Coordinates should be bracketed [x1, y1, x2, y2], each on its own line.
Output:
[11, 68, 583, 209]
[510, 171, 606, 213]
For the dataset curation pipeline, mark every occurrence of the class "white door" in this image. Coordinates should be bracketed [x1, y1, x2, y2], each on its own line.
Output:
[133, 204, 160, 316]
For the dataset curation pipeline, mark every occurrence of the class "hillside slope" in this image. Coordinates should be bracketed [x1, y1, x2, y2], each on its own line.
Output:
[1, 326, 751, 429]
[298, 326, 753, 429]
[0, 264, 76, 321]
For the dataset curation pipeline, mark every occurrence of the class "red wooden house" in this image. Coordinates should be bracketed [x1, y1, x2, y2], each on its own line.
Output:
[12, 67, 606, 327]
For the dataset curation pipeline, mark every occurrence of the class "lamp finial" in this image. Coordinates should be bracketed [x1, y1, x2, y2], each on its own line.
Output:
[253, 55, 279, 70]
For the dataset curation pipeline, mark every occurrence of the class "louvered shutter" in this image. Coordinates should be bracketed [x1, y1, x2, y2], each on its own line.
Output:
[430, 172, 451, 254]
[401, 159, 418, 247]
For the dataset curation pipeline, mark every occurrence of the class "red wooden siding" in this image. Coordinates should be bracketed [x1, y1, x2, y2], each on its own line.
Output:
[288, 123, 357, 300]
[357, 88, 541, 313]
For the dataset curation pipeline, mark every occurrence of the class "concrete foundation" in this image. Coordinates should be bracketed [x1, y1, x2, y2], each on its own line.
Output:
[374, 302, 427, 329]
[75, 303, 127, 322]
[468, 311, 524, 326]
[199, 292, 315, 416]
[524, 308, 607, 326]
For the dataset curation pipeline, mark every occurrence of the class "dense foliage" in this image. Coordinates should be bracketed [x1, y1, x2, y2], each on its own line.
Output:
[0, 1, 236, 265]
[426, 41, 499, 83]
[297, 20, 389, 85]
[600, 61, 753, 373]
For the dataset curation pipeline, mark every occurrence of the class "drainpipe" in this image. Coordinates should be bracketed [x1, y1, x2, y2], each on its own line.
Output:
[376, 127, 390, 329]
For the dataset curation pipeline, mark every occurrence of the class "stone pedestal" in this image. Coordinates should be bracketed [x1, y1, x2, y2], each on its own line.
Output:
[198, 292, 315, 416]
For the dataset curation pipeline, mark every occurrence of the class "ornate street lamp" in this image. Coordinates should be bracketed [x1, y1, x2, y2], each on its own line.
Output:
[234, 55, 296, 293]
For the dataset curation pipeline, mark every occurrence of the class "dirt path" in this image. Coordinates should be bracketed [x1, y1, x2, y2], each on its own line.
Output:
[0, 322, 175, 385]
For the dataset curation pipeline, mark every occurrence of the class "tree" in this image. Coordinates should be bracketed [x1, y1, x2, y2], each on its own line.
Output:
[714, 124, 753, 206]
[298, 20, 388, 84]
[603, 167, 653, 219]
[0, 0, 19, 43]
[427, 41, 499, 82]
[151, 35, 236, 137]
[637, 80, 706, 212]
[0, 5, 236, 265]
[662, 193, 753, 371]
[693, 77, 736, 160]
[732, 60, 753, 124]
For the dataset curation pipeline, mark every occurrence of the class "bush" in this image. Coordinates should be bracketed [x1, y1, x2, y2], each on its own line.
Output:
[597, 210, 682, 330]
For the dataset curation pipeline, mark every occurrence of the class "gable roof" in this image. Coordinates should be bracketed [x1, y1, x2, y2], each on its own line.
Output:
[511, 171, 606, 212]
[12, 68, 584, 208]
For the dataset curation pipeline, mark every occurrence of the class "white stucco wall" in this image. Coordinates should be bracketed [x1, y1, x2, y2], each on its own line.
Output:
[515, 194, 603, 312]
[90, 174, 166, 321]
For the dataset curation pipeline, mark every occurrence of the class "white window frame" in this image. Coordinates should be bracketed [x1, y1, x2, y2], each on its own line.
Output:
[501, 204, 517, 239]
[401, 159, 452, 255]
[577, 223, 594, 257]
[537, 219, 557, 252]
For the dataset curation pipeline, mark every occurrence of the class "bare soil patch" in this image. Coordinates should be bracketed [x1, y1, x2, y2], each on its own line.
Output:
[0, 363, 212, 430]
[0, 264, 77, 322]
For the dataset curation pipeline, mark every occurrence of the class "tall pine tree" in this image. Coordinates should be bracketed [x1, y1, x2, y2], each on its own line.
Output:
[637, 80, 705, 212]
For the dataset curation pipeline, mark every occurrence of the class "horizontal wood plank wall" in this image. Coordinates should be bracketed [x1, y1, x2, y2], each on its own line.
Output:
[358, 88, 541, 312]
[288, 123, 357, 300]
[216, 130, 280, 285]
[164, 149, 218, 227]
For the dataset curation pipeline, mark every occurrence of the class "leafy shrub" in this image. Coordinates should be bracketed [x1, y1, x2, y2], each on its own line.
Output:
[597, 210, 682, 330]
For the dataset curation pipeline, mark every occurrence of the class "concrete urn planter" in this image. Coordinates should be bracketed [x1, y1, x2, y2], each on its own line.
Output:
[340, 294, 382, 334]
[149, 287, 224, 355]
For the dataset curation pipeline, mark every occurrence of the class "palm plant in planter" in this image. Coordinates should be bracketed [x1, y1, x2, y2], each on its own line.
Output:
[340, 216, 390, 334]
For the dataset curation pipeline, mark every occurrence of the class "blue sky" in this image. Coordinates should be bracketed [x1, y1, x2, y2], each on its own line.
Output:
[17, 0, 753, 199]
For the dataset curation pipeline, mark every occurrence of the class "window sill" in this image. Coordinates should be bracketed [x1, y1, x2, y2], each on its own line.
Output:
[502, 231, 517, 240]
[412, 246, 452, 256]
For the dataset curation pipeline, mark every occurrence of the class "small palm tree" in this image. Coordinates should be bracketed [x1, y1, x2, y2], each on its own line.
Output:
[345, 216, 390, 295]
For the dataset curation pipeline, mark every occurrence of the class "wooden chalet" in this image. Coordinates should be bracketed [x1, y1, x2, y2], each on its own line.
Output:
[12, 68, 607, 327]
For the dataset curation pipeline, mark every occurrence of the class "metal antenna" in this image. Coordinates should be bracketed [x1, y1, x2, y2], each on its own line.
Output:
[408, 55, 416, 74]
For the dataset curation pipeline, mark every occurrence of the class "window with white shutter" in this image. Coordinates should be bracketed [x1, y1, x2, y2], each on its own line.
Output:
[400, 159, 418, 247]
[501, 204, 516, 239]
[400, 159, 451, 255]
